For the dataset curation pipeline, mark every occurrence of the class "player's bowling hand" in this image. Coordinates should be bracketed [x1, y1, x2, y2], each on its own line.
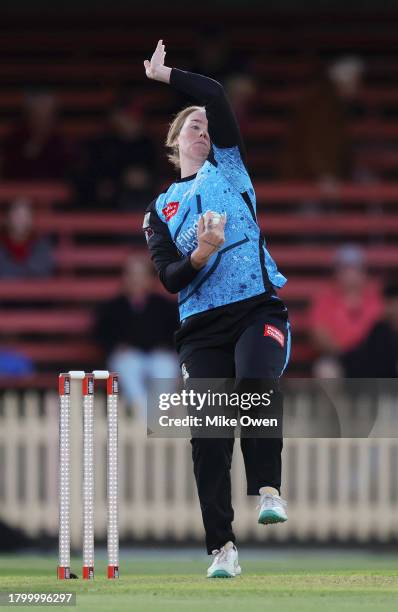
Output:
[191, 211, 227, 269]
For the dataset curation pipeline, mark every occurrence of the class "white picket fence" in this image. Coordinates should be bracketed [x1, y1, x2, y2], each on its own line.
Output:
[1, 385, 398, 546]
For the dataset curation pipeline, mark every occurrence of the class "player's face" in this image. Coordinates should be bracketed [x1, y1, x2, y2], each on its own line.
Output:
[178, 110, 210, 165]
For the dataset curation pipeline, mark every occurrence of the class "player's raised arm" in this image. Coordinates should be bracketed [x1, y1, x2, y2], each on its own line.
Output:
[143, 39, 171, 83]
[143, 39, 246, 162]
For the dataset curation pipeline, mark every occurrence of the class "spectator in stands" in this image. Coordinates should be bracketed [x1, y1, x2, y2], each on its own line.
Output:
[0, 197, 54, 278]
[225, 74, 256, 134]
[93, 254, 179, 419]
[342, 280, 398, 377]
[73, 100, 157, 210]
[280, 56, 365, 189]
[170, 28, 250, 117]
[191, 28, 247, 85]
[1, 89, 71, 180]
[308, 245, 382, 378]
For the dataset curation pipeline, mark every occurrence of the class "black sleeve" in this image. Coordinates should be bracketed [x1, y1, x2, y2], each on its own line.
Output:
[170, 68, 246, 165]
[143, 199, 200, 294]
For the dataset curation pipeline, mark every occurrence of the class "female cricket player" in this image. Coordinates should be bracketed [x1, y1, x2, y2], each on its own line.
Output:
[143, 40, 291, 578]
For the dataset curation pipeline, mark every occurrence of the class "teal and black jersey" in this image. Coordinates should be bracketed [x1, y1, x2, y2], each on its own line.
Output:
[143, 68, 287, 322]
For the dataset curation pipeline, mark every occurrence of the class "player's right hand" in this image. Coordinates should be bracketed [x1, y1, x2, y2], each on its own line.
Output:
[191, 211, 227, 268]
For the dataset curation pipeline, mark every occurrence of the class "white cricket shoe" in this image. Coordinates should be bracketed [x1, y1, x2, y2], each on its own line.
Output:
[257, 492, 288, 525]
[206, 541, 241, 578]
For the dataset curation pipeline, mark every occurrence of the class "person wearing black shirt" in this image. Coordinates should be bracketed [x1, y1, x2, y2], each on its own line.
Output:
[142, 41, 291, 577]
[94, 255, 179, 418]
[342, 281, 398, 378]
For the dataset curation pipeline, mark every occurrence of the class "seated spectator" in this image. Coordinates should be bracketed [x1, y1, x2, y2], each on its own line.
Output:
[0, 198, 54, 278]
[1, 89, 71, 180]
[118, 164, 155, 212]
[342, 281, 398, 378]
[308, 245, 383, 378]
[93, 254, 179, 419]
[280, 56, 365, 188]
[225, 74, 256, 134]
[73, 100, 157, 209]
[170, 28, 250, 117]
[192, 27, 238, 83]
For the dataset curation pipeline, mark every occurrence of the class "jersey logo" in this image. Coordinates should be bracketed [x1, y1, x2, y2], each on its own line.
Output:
[264, 324, 285, 347]
[162, 201, 179, 221]
[181, 363, 190, 384]
[142, 211, 154, 242]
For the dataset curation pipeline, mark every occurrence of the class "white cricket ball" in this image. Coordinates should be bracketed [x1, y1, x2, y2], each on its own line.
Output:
[210, 212, 222, 225]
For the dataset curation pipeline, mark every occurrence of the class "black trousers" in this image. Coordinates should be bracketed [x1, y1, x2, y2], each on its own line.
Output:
[179, 305, 291, 553]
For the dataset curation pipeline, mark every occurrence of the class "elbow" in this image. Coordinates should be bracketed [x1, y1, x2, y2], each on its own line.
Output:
[204, 78, 225, 100]
[159, 271, 180, 295]
[165, 284, 180, 295]
[210, 81, 225, 98]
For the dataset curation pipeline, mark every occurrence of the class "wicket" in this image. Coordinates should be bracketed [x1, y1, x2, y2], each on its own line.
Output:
[57, 370, 119, 580]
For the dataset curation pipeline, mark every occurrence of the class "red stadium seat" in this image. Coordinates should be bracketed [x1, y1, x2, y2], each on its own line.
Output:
[1, 11, 398, 377]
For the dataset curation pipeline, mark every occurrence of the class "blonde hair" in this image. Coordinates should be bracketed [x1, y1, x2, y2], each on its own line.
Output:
[165, 105, 205, 170]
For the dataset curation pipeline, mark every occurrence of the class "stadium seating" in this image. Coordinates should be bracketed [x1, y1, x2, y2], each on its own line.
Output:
[0, 10, 397, 381]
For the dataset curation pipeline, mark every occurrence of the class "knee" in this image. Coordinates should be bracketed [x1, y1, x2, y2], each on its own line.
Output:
[191, 438, 234, 464]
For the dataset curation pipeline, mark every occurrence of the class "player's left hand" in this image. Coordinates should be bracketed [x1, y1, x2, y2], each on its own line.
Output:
[144, 40, 170, 83]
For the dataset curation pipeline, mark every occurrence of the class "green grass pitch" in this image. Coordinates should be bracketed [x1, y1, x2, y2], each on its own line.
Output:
[1, 550, 397, 611]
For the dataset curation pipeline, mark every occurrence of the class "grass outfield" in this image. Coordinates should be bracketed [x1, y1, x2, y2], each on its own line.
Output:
[0, 550, 398, 611]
